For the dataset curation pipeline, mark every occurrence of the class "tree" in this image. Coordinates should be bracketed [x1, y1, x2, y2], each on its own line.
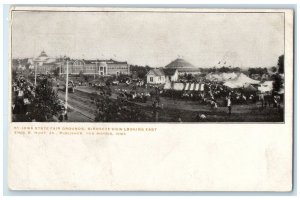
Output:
[278, 54, 284, 74]
[271, 66, 277, 73]
[248, 67, 268, 76]
[53, 67, 60, 77]
[186, 73, 193, 81]
[272, 73, 283, 94]
[130, 65, 151, 79]
[94, 93, 150, 122]
[12, 69, 17, 79]
[29, 79, 61, 121]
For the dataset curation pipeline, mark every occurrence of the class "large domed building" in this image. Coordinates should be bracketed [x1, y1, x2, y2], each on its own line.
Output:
[165, 58, 201, 75]
[34, 50, 56, 67]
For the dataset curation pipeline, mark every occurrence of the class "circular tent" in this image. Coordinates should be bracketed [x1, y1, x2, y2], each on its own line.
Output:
[165, 58, 201, 74]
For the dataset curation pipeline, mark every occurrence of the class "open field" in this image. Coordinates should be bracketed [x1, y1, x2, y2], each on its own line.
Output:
[58, 85, 283, 122]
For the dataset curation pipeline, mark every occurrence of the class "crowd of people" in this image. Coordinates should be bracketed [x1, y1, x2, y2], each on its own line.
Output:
[12, 76, 35, 119]
[94, 96, 151, 122]
[86, 75, 283, 120]
[12, 75, 64, 122]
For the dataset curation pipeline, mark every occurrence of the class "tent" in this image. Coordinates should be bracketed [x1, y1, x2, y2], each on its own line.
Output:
[224, 73, 260, 88]
[194, 83, 200, 91]
[173, 83, 185, 91]
[221, 72, 238, 81]
[206, 73, 222, 82]
[189, 83, 195, 91]
[278, 88, 284, 94]
[163, 81, 172, 90]
[223, 81, 239, 89]
[258, 81, 273, 93]
[200, 84, 205, 91]
[206, 72, 238, 82]
[244, 84, 258, 92]
[184, 83, 190, 90]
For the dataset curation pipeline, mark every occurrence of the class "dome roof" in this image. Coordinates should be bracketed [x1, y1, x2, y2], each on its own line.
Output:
[39, 50, 48, 58]
[35, 50, 49, 62]
[165, 58, 196, 69]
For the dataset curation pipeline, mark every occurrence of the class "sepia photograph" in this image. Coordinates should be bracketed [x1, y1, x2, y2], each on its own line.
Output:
[11, 9, 286, 123]
[7, 6, 294, 192]
[11, 10, 285, 122]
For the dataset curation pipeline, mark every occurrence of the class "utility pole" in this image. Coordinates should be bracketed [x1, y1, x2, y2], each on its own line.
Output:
[59, 63, 62, 76]
[34, 63, 37, 86]
[65, 60, 69, 111]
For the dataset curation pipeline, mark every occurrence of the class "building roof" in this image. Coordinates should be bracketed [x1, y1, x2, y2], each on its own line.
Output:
[177, 68, 201, 73]
[165, 58, 196, 69]
[34, 51, 49, 62]
[163, 68, 177, 76]
[73, 59, 127, 65]
[147, 68, 165, 76]
[39, 50, 48, 58]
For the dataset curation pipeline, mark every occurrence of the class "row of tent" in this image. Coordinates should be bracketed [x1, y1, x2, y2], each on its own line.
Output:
[164, 82, 205, 91]
[164, 73, 278, 93]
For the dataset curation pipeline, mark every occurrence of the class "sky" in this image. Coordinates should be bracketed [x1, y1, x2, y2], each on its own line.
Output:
[11, 10, 284, 68]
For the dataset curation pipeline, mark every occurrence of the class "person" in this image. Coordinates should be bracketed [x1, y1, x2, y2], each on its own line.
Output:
[259, 93, 265, 110]
[226, 95, 232, 115]
[58, 115, 63, 122]
[200, 114, 207, 120]
[64, 113, 68, 120]
[274, 94, 281, 112]
[214, 101, 218, 109]
[195, 113, 201, 122]
[195, 113, 207, 122]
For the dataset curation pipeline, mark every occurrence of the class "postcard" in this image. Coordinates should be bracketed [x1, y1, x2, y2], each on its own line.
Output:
[8, 6, 294, 191]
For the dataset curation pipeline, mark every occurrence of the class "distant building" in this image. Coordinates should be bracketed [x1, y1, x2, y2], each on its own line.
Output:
[163, 68, 178, 82]
[12, 58, 34, 72]
[146, 69, 166, 84]
[60, 59, 130, 76]
[165, 58, 201, 75]
[33, 50, 57, 74]
[27, 51, 130, 76]
[146, 68, 178, 84]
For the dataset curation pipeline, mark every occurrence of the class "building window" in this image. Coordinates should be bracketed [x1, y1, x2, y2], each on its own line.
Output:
[150, 77, 153, 82]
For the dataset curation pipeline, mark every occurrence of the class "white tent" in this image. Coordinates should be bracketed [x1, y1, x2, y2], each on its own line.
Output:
[194, 83, 200, 91]
[237, 73, 260, 84]
[206, 72, 238, 82]
[184, 83, 190, 90]
[258, 81, 273, 93]
[224, 73, 260, 88]
[223, 81, 239, 89]
[163, 82, 172, 90]
[200, 84, 205, 91]
[278, 88, 284, 94]
[206, 73, 222, 82]
[189, 83, 195, 91]
[221, 72, 238, 81]
[173, 83, 185, 91]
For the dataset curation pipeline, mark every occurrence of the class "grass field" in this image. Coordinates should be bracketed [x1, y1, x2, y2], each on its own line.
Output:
[68, 86, 284, 123]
